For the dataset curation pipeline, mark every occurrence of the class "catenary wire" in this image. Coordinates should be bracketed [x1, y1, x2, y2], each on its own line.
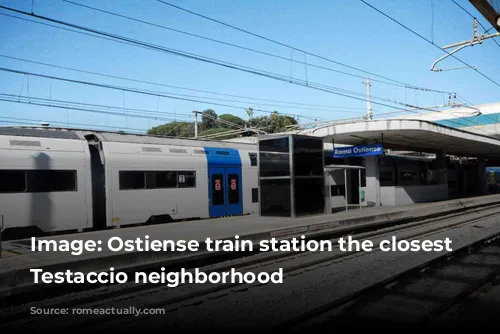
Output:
[154, 0, 453, 93]
[64, 0, 454, 94]
[0, 6, 426, 112]
[0, 9, 396, 117]
[0, 6, 473, 127]
[0, 66, 323, 121]
[359, 0, 500, 88]
[0, 54, 365, 112]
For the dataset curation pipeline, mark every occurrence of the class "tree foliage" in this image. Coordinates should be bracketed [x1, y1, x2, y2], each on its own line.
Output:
[147, 109, 298, 139]
[247, 112, 298, 133]
[201, 109, 217, 130]
[218, 114, 246, 127]
[148, 121, 194, 137]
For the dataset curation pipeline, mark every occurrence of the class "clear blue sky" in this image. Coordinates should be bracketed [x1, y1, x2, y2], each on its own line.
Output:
[0, 0, 499, 133]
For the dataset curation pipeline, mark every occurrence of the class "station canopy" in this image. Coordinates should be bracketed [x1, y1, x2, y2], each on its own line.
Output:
[470, 0, 500, 33]
[303, 119, 500, 157]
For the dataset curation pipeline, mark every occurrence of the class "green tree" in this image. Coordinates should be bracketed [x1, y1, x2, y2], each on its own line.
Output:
[148, 121, 194, 137]
[247, 112, 297, 133]
[218, 114, 246, 128]
[146, 110, 298, 139]
[201, 109, 218, 130]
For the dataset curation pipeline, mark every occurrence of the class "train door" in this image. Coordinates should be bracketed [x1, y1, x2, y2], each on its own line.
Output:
[209, 167, 226, 218]
[208, 166, 243, 217]
[225, 166, 243, 216]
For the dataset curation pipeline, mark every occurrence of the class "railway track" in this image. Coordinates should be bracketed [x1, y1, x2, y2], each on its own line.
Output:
[4, 201, 479, 308]
[281, 222, 500, 330]
[3, 204, 500, 329]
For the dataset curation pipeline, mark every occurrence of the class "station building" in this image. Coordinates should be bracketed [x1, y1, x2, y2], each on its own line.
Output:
[224, 102, 500, 215]
[231, 116, 500, 217]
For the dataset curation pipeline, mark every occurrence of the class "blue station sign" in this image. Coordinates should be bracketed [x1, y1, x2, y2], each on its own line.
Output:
[334, 143, 383, 158]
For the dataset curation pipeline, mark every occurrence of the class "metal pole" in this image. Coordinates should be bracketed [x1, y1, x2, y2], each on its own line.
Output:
[344, 169, 348, 211]
[358, 169, 362, 210]
[193, 111, 198, 139]
[362, 78, 372, 120]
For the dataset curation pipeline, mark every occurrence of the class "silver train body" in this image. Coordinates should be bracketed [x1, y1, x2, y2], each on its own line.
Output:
[0, 127, 260, 238]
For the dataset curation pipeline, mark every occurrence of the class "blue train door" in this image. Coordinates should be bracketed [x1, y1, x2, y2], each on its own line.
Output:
[226, 166, 242, 216]
[205, 147, 243, 218]
[209, 167, 227, 218]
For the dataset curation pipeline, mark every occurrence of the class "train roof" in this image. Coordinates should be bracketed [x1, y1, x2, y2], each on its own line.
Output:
[0, 126, 258, 149]
[0, 126, 83, 140]
[81, 130, 258, 149]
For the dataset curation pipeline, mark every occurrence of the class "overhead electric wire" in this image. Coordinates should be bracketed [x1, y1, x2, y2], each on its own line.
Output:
[0, 92, 193, 119]
[0, 95, 261, 136]
[451, 0, 500, 49]
[0, 7, 423, 115]
[155, 0, 451, 94]
[0, 5, 471, 127]
[64, 0, 453, 94]
[0, 91, 257, 132]
[0, 54, 365, 112]
[0, 116, 150, 133]
[0, 6, 455, 115]
[0, 93, 190, 123]
[359, 0, 500, 88]
[0, 66, 322, 121]
[0, 10, 375, 119]
[0, 90, 471, 133]
[0, 93, 257, 134]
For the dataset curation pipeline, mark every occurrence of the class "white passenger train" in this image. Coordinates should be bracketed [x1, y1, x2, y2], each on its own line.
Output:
[0, 127, 260, 239]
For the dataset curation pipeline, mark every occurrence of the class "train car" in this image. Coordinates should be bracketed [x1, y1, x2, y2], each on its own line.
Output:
[82, 131, 259, 229]
[0, 126, 260, 239]
[0, 127, 93, 238]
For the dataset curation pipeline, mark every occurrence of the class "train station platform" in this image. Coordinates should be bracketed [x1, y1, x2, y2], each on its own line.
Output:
[2, 193, 500, 298]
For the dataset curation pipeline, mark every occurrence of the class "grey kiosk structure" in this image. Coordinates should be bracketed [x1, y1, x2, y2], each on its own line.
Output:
[257, 134, 325, 218]
[257, 134, 371, 218]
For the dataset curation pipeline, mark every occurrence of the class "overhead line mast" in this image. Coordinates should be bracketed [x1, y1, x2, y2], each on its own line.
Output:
[362, 78, 373, 120]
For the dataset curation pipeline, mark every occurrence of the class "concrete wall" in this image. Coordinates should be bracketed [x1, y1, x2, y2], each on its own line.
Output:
[364, 155, 380, 206]
[380, 186, 396, 206]
[360, 184, 448, 207]
[394, 185, 448, 205]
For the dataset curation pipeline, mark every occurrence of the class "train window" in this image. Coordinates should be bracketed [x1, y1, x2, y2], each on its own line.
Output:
[26, 170, 77, 192]
[212, 174, 224, 206]
[186, 171, 196, 187]
[119, 171, 145, 190]
[252, 188, 259, 203]
[120, 170, 197, 190]
[145, 172, 156, 189]
[155, 171, 177, 188]
[228, 174, 239, 204]
[0, 170, 26, 193]
[177, 171, 196, 188]
[249, 153, 257, 166]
